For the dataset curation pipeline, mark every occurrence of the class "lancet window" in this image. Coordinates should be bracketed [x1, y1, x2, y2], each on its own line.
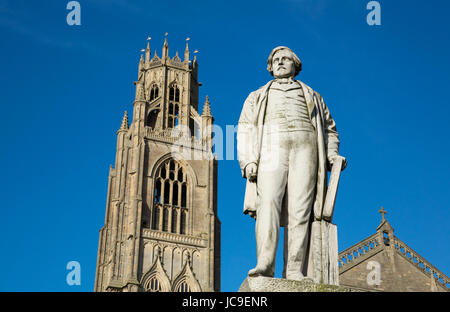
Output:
[149, 84, 159, 101]
[168, 84, 180, 128]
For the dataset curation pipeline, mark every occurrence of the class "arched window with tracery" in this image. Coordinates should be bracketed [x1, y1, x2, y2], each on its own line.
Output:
[168, 84, 180, 128]
[175, 281, 191, 292]
[152, 159, 189, 234]
[141, 266, 171, 292]
[145, 276, 162, 292]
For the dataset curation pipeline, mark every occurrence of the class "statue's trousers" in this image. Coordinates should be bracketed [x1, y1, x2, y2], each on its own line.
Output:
[255, 129, 318, 279]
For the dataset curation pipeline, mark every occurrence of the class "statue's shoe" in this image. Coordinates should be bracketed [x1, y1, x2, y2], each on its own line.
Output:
[248, 267, 272, 277]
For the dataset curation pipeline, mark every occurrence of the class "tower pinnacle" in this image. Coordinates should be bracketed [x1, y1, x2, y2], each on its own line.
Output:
[184, 37, 190, 62]
[145, 37, 151, 64]
[119, 111, 129, 132]
[138, 53, 144, 73]
[202, 95, 213, 117]
[162, 33, 169, 58]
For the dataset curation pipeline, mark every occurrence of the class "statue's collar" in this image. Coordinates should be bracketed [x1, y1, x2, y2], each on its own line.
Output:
[273, 77, 295, 84]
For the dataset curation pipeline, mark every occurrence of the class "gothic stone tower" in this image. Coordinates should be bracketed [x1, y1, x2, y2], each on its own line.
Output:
[94, 37, 220, 292]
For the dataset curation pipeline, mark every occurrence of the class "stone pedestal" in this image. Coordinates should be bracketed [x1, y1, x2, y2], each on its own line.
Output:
[239, 276, 364, 292]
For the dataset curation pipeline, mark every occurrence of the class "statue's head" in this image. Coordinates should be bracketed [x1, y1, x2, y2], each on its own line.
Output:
[267, 46, 302, 78]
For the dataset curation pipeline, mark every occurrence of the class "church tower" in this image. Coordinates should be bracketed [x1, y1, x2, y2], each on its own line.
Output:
[94, 37, 220, 292]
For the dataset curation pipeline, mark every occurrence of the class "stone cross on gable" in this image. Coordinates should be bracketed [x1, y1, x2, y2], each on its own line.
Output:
[379, 206, 387, 221]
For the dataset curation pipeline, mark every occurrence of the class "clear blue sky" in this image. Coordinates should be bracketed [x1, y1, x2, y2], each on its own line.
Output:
[1, 0, 449, 291]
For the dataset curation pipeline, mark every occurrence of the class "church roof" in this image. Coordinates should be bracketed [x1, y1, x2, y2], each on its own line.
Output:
[338, 207, 449, 291]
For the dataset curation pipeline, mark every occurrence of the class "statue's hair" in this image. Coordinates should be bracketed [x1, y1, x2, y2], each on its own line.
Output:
[267, 46, 302, 77]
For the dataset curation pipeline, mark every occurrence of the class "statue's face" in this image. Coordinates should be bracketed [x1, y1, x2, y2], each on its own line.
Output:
[272, 49, 296, 78]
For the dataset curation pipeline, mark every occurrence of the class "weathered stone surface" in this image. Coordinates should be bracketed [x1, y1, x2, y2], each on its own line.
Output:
[238, 276, 364, 292]
[308, 220, 339, 285]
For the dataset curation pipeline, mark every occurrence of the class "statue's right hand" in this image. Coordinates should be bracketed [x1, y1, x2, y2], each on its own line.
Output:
[246, 163, 258, 182]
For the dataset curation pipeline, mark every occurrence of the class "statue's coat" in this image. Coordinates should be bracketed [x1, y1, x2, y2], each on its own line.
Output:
[237, 80, 340, 223]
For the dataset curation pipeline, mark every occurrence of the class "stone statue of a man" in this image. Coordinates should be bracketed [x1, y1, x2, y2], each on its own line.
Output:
[237, 46, 347, 281]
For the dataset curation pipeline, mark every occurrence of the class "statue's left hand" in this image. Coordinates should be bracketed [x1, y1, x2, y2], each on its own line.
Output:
[329, 155, 347, 171]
